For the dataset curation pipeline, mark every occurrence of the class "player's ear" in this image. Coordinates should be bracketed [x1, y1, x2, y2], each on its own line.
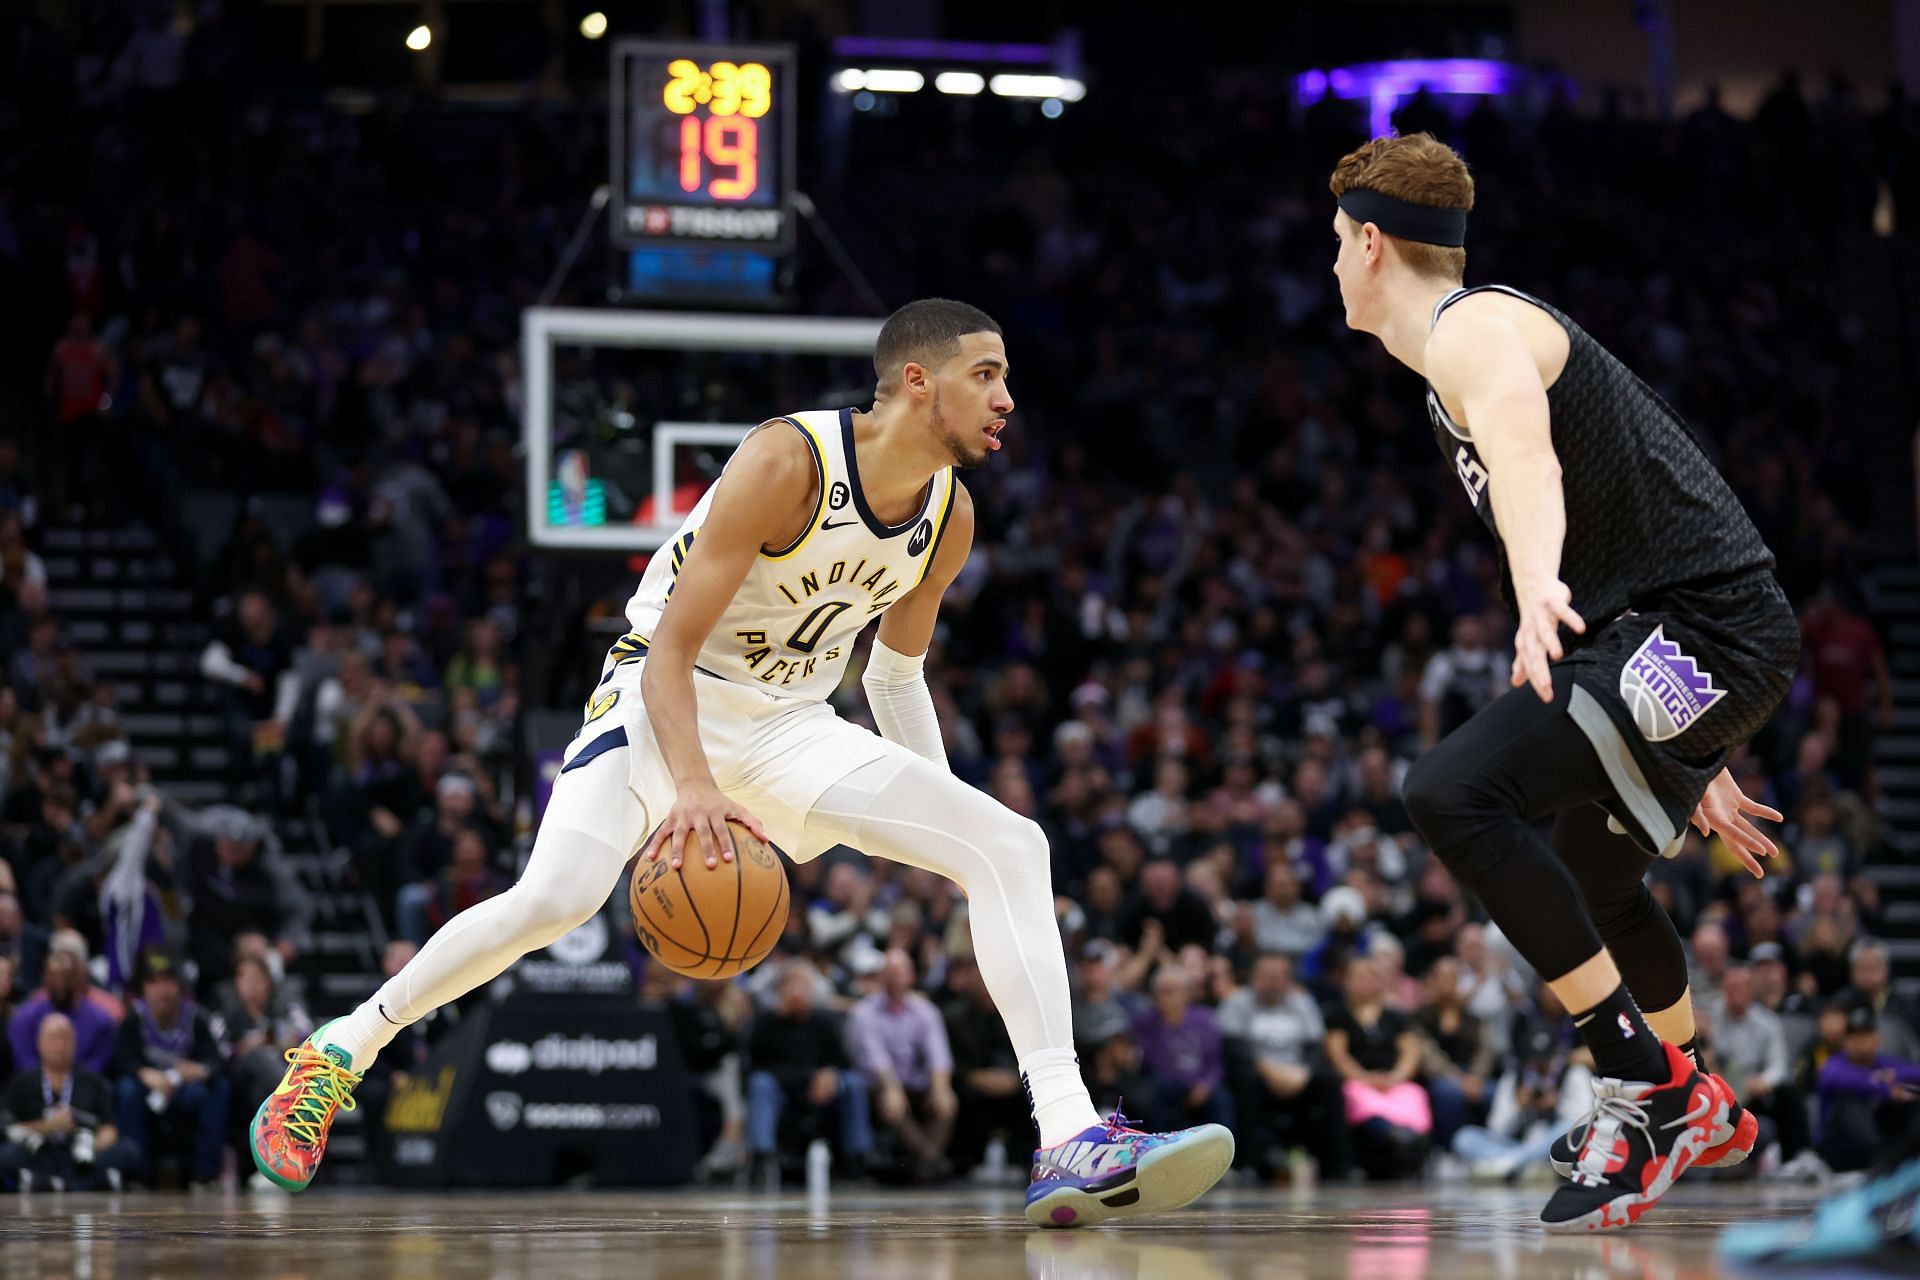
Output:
[900, 360, 929, 398]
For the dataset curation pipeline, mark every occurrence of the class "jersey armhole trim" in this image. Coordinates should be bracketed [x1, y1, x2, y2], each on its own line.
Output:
[913, 470, 960, 589]
[760, 416, 828, 561]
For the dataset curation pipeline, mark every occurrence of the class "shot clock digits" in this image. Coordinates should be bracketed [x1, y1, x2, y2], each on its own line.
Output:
[611, 41, 795, 249]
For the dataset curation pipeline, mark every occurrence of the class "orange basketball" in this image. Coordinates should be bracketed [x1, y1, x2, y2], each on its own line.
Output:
[629, 819, 790, 979]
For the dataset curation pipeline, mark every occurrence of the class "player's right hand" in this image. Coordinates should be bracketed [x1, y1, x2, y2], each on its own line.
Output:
[643, 782, 769, 871]
[1511, 577, 1585, 702]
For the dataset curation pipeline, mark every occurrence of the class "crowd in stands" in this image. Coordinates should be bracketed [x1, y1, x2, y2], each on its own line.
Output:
[2, 4, 1918, 1189]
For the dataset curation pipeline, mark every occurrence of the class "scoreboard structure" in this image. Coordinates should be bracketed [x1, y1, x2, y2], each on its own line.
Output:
[609, 40, 798, 254]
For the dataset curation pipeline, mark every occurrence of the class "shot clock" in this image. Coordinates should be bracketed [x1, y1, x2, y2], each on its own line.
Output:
[611, 40, 797, 252]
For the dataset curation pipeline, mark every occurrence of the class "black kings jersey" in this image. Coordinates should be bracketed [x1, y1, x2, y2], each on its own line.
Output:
[1425, 285, 1773, 624]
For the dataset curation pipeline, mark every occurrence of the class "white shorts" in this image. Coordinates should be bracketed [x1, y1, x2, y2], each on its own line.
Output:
[555, 656, 897, 862]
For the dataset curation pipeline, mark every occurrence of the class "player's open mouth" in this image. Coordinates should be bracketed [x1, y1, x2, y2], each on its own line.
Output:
[984, 421, 1005, 451]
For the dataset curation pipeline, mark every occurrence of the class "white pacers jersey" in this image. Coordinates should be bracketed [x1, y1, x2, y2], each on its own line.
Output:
[621, 407, 959, 701]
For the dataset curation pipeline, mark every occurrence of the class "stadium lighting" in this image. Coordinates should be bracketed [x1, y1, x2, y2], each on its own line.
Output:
[934, 72, 986, 96]
[856, 69, 924, 93]
[405, 25, 432, 52]
[988, 74, 1085, 102]
[1040, 98, 1064, 119]
[580, 12, 607, 39]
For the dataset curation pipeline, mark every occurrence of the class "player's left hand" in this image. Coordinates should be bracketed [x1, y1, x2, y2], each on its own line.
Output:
[1511, 577, 1585, 702]
[1691, 767, 1783, 878]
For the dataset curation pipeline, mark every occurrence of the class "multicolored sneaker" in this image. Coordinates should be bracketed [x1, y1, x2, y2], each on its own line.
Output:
[248, 1020, 364, 1193]
[1718, 1156, 1920, 1270]
[1550, 1069, 1757, 1177]
[1539, 1040, 1727, 1233]
[1024, 1109, 1235, 1229]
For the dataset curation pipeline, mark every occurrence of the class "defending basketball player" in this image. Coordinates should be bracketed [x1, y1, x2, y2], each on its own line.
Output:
[248, 299, 1234, 1226]
[1327, 135, 1799, 1232]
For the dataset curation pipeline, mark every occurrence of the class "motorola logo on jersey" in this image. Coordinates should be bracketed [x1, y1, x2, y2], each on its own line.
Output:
[908, 520, 932, 557]
[828, 481, 850, 510]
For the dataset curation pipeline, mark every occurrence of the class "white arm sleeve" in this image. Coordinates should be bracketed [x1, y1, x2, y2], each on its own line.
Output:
[861, 639, 949, 769]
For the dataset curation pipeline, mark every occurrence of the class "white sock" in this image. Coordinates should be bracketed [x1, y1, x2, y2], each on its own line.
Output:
[800, 758, 1104, 1149]
[325, 993, 412, 1070]
[1021, 1048, 1102, 1147]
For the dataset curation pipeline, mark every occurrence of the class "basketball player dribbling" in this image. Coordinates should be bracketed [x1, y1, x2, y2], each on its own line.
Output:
[1328, 134, 1801, 1232]
[249, 299, 1235, 1227]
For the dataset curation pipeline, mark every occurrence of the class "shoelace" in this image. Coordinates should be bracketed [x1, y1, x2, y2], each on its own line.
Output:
[279, 1045, 363, 1147]
[1103, 1100, 1145, 1142]
[1569, 1091, 1652, 1189]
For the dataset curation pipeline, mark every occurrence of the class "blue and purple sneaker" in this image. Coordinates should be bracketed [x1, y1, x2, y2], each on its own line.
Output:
[1024, 1109, 1235, 1229]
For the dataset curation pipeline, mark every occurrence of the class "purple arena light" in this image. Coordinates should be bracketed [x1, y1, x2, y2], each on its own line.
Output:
[1295, 58, 1562, 137]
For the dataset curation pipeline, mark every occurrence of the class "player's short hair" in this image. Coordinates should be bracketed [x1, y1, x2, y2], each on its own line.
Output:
[1329, 133, 1475, 282]
[873, 298, 1001, 390]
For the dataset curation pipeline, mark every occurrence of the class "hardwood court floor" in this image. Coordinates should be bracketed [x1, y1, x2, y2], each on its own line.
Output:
[0, 1183, 1828, 1279]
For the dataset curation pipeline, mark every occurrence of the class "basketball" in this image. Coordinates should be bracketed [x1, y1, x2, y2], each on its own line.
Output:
[628, 820, 790, 979]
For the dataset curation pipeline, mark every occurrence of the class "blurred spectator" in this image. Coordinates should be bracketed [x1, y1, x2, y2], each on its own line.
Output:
[1070, 941, 1133, 1053]
[1797, 586, 1892, 786]
[198, 590, 293, 799]
[8, 950, 116, 1075]
[181, 805, 312, 992]
[1131, 964, 1232, 1135]
[1797, 998, 1853, 1096]
[1120, 858, 1216, 958]
[1326, 955, 1429, 1179]
[216, 954, 313, 1118]
[417, 827, 508, 942]
[0, 890, 48, 992]
[1451, 1018, 1594, 1183]
[1816, 1005, 1920, 1173]
[747, 962, 872, 1177]
[1251, 862, 1325, 959]
[0, 1013, 138, 1191]
[111, 953, 227, 1187]
[941, 954, 1028, 1175]
[1419, 618, 1507, 749]
[808, 863, 888, 980]
[1219, 951, 1348, 1180]
[1414, 956, 1494, 1149]
[666, 973, 751, 1181]
[1705, 965, 1809, 1160]
[847, 949, 954, 1180]
[1837, 940, 1920, 1061]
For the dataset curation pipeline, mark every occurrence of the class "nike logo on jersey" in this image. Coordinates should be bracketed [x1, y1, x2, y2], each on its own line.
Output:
[820, 518, 857, 531]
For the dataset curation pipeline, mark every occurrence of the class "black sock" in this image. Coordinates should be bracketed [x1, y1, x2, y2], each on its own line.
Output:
[1572, 984, 1667, 1082]
[1678, 1037, 1706, 1073]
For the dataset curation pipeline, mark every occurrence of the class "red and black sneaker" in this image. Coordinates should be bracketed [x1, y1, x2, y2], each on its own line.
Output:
[1548, 1069, 1758, 1178]
[1540, 1040, 1728, 1233]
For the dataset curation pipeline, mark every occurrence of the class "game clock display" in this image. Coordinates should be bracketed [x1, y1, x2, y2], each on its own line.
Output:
[611, 40, 796, 251]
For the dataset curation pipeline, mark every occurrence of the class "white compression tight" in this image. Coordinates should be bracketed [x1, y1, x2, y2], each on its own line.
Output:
[803, 755, 1100, 1145]
[328, 756, 643, 1067]
[330, 749, 1101, 1145]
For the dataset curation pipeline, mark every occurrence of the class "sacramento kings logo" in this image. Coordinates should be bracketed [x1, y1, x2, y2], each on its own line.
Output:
[828, 481, 850, 510]
[1619, 626, 1726, 742]
[908, 520, 932, 556]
